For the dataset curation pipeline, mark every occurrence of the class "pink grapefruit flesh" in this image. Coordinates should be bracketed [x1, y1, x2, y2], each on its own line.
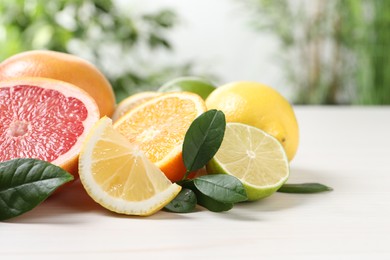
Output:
[0, 77, 100, 176]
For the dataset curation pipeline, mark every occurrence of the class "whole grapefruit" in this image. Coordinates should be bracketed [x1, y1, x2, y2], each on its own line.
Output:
[0, 77, 100, 177]
[0, 50, 116, 117]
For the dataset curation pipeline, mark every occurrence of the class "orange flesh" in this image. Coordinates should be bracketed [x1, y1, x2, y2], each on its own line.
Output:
[114, 96, 199, 163]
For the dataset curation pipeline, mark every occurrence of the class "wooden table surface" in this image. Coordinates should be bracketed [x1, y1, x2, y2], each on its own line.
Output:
[1, 106, 390, 259]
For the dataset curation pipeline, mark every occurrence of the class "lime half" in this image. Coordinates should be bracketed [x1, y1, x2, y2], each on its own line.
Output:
[207, 122, 289, 201]
[158, 76, 216, 100]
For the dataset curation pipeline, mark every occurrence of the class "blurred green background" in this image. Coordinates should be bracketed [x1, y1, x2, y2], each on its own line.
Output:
[0, 0, 389, 104]
[0, 0, 194, 102]
[244, 0, 390, 105]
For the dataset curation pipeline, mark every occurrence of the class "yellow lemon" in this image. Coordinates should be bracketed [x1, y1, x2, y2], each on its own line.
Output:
[205, 81, 299, 161]
[78, 116, 181, 216]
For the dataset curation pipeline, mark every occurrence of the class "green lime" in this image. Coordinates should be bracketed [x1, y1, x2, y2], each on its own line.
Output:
[158, 76, 216, 100]
[206, 122, 290, 201]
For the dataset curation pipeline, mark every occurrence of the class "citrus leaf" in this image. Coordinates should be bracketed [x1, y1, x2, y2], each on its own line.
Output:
[182, 109, 226, 174]
[194, 189, 233, 212]
[0, 158, 74, 221]
[164, 188, 197, 213]
[278, 183, 333, 193]
[194, 174, 248, 203]
[180, 179, 234, 212]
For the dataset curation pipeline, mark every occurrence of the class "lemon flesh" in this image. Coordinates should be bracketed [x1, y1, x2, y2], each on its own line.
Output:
[206, 81, 299, 161]
[78, 116, 181, 216]
[207, 122, 289, 201]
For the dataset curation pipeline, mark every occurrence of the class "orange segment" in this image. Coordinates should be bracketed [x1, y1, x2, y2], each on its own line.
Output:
[113, 92, 207, 182]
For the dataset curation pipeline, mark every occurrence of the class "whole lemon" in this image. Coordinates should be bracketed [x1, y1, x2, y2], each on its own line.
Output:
[205, 81, 299, 161]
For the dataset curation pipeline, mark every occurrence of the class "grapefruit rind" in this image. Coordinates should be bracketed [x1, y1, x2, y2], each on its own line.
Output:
[0, 50, 116, 117]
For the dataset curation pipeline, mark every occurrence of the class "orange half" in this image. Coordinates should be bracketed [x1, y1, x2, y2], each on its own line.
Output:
[113, 92, 207, 182]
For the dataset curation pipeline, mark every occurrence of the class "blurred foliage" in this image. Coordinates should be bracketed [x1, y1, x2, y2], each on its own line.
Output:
[0, 0, 193, 102]
[242, 0, 390, 104]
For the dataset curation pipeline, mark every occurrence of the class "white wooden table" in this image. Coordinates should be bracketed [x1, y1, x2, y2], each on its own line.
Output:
[1, 106, 390, 259]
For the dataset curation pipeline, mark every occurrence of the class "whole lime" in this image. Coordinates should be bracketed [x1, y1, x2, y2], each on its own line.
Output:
[158, 76, 216, 100]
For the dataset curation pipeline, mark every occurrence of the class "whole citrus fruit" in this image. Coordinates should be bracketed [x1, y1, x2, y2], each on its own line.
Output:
[0, 50, 115, 117]
[158, 76, 216, 100]
[205, 81, 299, 161]
[0, 77, 100, 177]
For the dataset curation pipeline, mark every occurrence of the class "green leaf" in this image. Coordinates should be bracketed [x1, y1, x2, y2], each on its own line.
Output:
[94, 0, 113, 13]
[194, 174, 247, 203]
[278, 183, 333, 194]
[164, 188, 197, 213]
[180, 178, 235, 212]
[0, 158, 74, 221]
[182, 109, 226, 174]
[194, 189, 233, 212]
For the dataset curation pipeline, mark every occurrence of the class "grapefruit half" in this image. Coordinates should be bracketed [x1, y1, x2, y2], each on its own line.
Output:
[0, 77, 100, 177]
[0, 50, 116, 117]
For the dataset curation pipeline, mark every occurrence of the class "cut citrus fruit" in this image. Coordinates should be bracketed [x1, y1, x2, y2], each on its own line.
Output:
[207, 122, 289, 201]
[0, 77, 100, 177]
[78, 116, 181, 216]
[111, 91, 160, 122]
[114, 92, 207, 182]
[0, 50, 116, 117]
[206, 81, 299, 161]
